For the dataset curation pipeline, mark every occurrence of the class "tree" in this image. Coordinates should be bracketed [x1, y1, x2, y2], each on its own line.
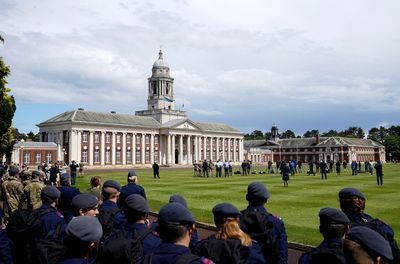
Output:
[339, 126, 365, 138]
[281, 130, 296, 139]
[0, 35, 16, 158]
[368, 126, 387, 144]
[244, 130, 265, 140]
[303, 129, 319, 138]
[322, 129, 339, 137]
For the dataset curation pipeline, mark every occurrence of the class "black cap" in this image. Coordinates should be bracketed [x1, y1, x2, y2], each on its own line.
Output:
[8, 167, 19, 176]
[339, 188, 366, 200]
[124, 194, 150, 213]
[158, 203, 195, 224]
[60, 173, 71, 181]
[65, 216, 103, 243]
[347, 226, 393, 260]
[247, 182, 270, 200]
[31, 170, 41, 178]
[212, 203, 241, 222]
[72, 193, 98, 210]
[41, 186, 61, 198]
[319, 207, 350, 224]
[169, 194, 188, 208]
[103, 180, 121, 191]
[128, 170, 137, 178]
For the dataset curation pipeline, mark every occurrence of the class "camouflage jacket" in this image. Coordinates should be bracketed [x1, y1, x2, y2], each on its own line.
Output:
[23, 179, 45, 210]
[1, 176, 24, 220]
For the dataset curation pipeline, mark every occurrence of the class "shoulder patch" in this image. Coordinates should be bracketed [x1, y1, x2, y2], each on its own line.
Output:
[56, 212, 64, 218]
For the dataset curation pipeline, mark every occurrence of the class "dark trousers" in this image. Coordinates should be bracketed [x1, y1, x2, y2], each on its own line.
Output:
[154, 171, 160, 178]
[71, 172, 77, 185]
[242, 168, 247, 176]
[352, 169, 357, 175]
[321, 172, 327, 180]
[377, 174, 383, 185]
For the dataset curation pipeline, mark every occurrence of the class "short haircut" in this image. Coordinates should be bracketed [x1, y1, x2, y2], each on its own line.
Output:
[156, 222, 191, 243]
[41, 194, 58, 205]
[101, 187, 119, 200]
[320, 223, 347, 240]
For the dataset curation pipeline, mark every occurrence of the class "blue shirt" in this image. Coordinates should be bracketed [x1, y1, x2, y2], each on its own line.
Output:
[36, 204, 66, 237]
[124, 222, 162, 255]
[145, 243, 212, 264]
[118, 183, 147, 208]
[298, 238, 344, 264]
[99, 200, 127, 229]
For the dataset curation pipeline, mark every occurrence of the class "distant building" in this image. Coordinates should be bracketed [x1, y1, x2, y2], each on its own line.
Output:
[244, 126, 386, 164]
[35, 50, 244, 168]
[10, 141, 59, 167]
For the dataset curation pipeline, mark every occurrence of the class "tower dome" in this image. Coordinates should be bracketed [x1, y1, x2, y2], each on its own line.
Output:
[153, 49, 169, 68]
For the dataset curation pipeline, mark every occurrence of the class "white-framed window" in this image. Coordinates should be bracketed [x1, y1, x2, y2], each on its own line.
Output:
[81, 150, 88, 163]
[94, 150, 100, 163]
[136, 150, 141, 163]
[94, 133, 100, 143]
[136, 134, 141, 142]
[154, 151, 159, 162]
[82, 133, 88, 143]
[106, 133, 111, 143]
[145, 151, 150, 163]
[35, 153, 41, 163]
[23, 152, 30, 164]
[145, 135, 150, 144]
[127, 134, 131, 144]
[63, 131, 69, 143]
[105, 150, 111, 163]
[116, 150, 121, 163]
[126, 150, 131, 163]
[116, 134, 121, 144]
[46, 153, 52, 164]
[154, 136, 159, 145]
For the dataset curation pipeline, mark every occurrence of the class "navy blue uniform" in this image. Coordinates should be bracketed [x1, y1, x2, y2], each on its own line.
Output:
[118, 183, 147, 207]
[150, 221, 199, 250]
[59, 258, 91, 264]
[244, 205, 288, 264]
[0, 228, 12, 264]
[124, 222, 161, 255]
[98, 200, 127, 229]
[36, 204, 66, 237]
[145, 243, 212, 264]
[58, 186, 81, 223]
[298, 238, 345, 264]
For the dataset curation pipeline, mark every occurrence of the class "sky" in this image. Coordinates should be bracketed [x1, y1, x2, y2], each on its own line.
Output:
[1, 0, 399, 136]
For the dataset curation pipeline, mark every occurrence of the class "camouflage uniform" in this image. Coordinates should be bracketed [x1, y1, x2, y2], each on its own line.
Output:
[1, 176, 24, 222]
[23, 178, 45, 210]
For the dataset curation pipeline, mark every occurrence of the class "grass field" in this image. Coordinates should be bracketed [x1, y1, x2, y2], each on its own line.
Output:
[75, 163, 400, 246]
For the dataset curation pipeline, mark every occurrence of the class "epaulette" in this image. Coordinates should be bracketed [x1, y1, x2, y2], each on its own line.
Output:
[56, 211, 64, 218]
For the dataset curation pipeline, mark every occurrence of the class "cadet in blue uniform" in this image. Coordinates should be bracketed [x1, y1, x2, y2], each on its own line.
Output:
[71, 193, 99, 217]
[58, 173, 81, 223]
[298, 208, 350, 264]
[36, 185, 66, 236]
[0, 208, 12, 264]
[118, 170, 147, 208]
[339, 187, 400, 263]
[98, 180, 126, 237]
[59, 216, 103, 264]
[344, 226, 393, 263]
[142, 202, 213, 264]
[122, 194, 161, 255]
[240, 182, 288, 264]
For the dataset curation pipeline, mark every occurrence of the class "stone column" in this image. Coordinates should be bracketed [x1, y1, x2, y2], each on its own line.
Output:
[150, 134, 155, 164]
[172, 134, 176, 164]
[100, 132, 105, 165]
[194, 136, 198, 162]
[222, 138, 225, 161]
[76, 131, 82, 163]
[216, 138, 220, 161]
[111, 132, 116, 165]
[227, 138, 231, 161]
[233, 138, 237, 162]
[186, 135, 191, 164]
[167, 134, 171, 165]
[141, 133, 146, 164]
[122, 133, 127, 165]
[199, 136, 202, 161]
[179, 135, 183, 164]
[89, 131, 94, 166]
[132, 133, 136, 164]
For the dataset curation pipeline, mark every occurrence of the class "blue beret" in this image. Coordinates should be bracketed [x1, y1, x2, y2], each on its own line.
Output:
[169, 194, 188, 208]
[8, 167, 19, 176]
[72, 193, 98, 210]
[247, 182, 270, 200]
[347, 226, 393, 260]
[41, 186, 61, 198]
[103, 180, 121, 191]
[212, 203, 241, 219]
[339, 188, 366, 200]
[128, 170, 137, 178]
[65, 216, 103, 243]
[159, 203, 195, 224]
[60, 173, 71, 181]
[319, 207, 350, 224]
[125, 194, 149, 213]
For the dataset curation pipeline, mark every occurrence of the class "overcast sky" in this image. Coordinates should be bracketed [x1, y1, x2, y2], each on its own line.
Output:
[1, 0, 399, 135]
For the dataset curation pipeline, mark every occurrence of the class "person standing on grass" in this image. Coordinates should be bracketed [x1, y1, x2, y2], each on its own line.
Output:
[281, 162, 290, 187]
[69, 160, 79, 185]
[320, 160, 328, 180]
[374, 160, 383, 185]
[153, 161, 160, 179]
[336, 160, 341, 176]
[118, 170, 147, 208]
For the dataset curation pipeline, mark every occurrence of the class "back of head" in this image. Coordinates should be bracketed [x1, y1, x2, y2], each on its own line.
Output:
[127, 170, 137, 183]
[246, 182, 269, 206]
[123, 194, 149, 222]
[90, 176, 102, 188]
[338, 188, 366, 214]
[169, 194, 188, 208]
[102, 180, 121, 200]
[60, 173, 71, 186]
[319, 207, 350, 239]
[41, 185, 61, 204]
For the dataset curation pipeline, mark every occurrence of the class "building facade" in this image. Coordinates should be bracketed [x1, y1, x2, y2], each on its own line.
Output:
[36, 50, 244, 167]
[10, 141, 59, 167]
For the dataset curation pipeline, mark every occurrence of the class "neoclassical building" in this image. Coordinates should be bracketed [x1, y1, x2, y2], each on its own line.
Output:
[36, 50, 244, 167]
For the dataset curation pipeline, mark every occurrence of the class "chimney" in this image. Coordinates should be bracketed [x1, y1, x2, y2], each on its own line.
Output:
[110, 111, 116, 114]
[316, 134, 320, 144]
[78, 108, 84, 111]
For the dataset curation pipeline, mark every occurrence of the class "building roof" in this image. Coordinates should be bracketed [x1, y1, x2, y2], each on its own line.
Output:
[38, 109, 161, 129]
[195, 121, 242, 134]
[153, 49, 169, 68]
[14, 141, 58, 148]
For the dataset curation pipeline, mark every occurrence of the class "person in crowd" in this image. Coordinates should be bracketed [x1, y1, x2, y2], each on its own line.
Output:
[0, 208, 12, 264]
[336, 161, 341, 176]
[374, 160, 384, 186]
[240, 182, 288, 264]
[267, 161, 273, 174]
[320, 160, 328, 180]
[342, 160, 348, 173]
[339, 187, 400, 263]
[202, 160, 209, 177]
[153, 162, 160, 179]
[298, 208, 350, 264]
[308, 161, 316, 176]
[71, 193, 99, 217]
[118, 170, 146, 208]
[49, 162, 60, 185]
[351, 161, 358, 176]
[21, 170, 44, 210]
[59, 216, 103, 264]
[208, 160, 214, 176]
[344, 226, 393, 264]
[223, 160, 229, 177]
[228, 160, 233, 176]
[87, 176, 102, 200]
[357, 161, 362, 174]
[1, 167, 23, 223]
[242, 160, 248, 176]
[20, 170, 31, 187]
[69, 160, 79, 185]
[281, 162, 290, 187]
[297, 160, 303, 173]
[368, 160, 374, 175]
[57, 173, 81, 223]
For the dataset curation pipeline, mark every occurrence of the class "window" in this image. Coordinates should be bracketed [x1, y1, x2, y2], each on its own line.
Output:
[23, 153, 30, 164]
[145, 135, 150, 144]
[35, 153, 41, 163]
[154, 136, 159, 145]
[94, 133, 100, 143]
[116, 134, 121, 144]
[46, 153, 52, 163]
[136, 134, 141, 143]
[126, 150, 131, 163]
[81, 150, 88, 163]
[82, 133, 88, 143]
[63, 131, 68, 143]
[105, 150, 111, 163]
[127, 134, 131, 144]
[136, 150, 141, 163]
[116, 150, 121, 163]
[106, 133, 111, 143]
[154, 151, 159, 163]
[94, 150, 100, 163]
[145, 151, 150, 163]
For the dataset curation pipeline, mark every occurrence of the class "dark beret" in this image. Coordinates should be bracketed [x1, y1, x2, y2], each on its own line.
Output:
[347, 226, 393, 260]
[8, 167, 19, 176]
[247, 182, 270, 200]
[65, 216, 103, 243]
[31, 170, 41, 178]
[72, 193, 98, 210]
[60, 173, 71, 181]
[158, 203, 195, 224]
[339, 188, 366, 200]
[212, 203, 241, 219]
[127, 170, 137, 178]
[103, 180, 121, 191]
[41, 186, 61, 198]
[319, 207, 350, 224]
[169, 194, 188, 208]
[125, 194, 149, 213]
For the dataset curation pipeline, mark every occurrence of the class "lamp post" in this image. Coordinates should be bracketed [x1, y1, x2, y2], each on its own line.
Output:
[62, 148, 65, 165]
[389, 153, 392, 163]
[20, 139, 25, 166]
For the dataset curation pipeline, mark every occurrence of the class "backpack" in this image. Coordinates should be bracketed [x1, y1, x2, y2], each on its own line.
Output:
[6, 207, 57, 264]
[98, 227, 151, 264]
[142, 252, 200, 264]
[308, 245, 346, 264]
[194, 237, 250, 264]
[98, 207, 121, 238]
[240, 210, 280, 264]
[34, 223, 65, 264]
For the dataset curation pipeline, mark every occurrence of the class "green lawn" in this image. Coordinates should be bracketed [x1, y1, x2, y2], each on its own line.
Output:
[76, 163, 400, 246]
